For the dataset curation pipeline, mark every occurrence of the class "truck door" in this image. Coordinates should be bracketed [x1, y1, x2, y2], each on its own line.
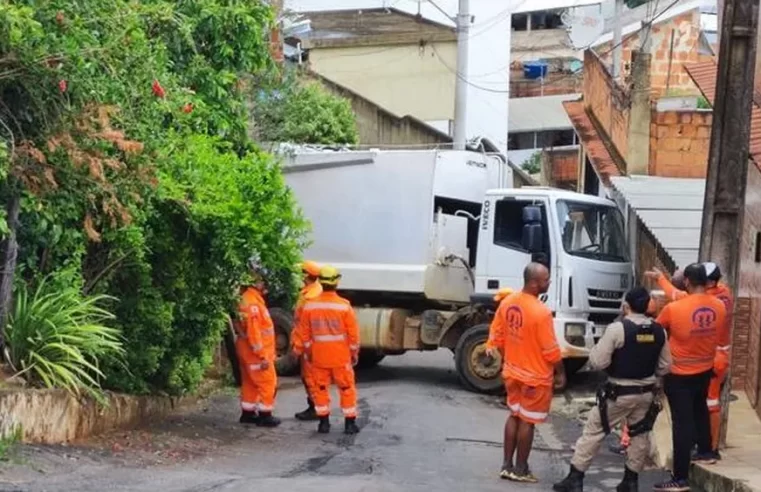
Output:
[476, 197, 556, 308]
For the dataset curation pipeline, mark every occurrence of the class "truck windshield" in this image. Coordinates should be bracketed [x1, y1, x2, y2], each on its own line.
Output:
[556, 200, 629, 263]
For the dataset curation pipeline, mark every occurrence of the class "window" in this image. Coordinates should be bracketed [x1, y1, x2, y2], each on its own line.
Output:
[512, 13, 528, 31]
[507, 132, 536, 150]
[511, 10, 564, 31]
[555, 200, 630, 263]
[538, 129, 576, 148]
[493, 200, 551, 258]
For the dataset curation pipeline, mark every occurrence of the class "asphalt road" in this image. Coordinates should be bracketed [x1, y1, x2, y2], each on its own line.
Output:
[0, 351, 671, 491]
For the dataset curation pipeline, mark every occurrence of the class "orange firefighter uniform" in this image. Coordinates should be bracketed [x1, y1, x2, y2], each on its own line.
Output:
[486, 291, 562, 424]
[235, 287, 278, 419]
[654, 271, 733, 449]
[292, 276, 323, 418]
[293, 276, 360, 432]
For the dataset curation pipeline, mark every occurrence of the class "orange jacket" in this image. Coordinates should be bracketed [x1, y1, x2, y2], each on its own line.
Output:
[486, 292, 562, 387]
[237, 287, 276, 364]
[657, 276, 734, 350]
[293, 291, 360, 368]
[291, 281, 323, 352]
[656, 293, 725, 375]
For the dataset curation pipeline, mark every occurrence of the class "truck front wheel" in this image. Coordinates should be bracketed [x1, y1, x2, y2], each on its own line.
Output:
[270, 307, 301, 377]
[455, 324, 503, 394]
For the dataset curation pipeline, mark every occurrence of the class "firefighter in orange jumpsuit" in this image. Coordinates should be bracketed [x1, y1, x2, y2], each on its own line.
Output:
[646, 262, 733, 460]
[292, 266, 361, 435]
[293, 260, 323, 421]
[235, 258, 281, 427]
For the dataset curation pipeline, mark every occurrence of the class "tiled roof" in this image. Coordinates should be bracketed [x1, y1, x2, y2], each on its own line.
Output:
[684, 60, 761, 163]
[562, 100, 623, 186]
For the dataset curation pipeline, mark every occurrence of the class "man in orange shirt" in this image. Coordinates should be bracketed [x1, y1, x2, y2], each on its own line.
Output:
[235, 257, 281, 427]
[646, 262, 733, 460]
[292, 266, 361, 435]
[486, 262, 565, 483]
[653, 263, 725, 492]
[293, 260, 323, 421]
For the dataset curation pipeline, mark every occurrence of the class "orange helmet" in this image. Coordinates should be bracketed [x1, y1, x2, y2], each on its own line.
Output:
[493, 287, 515, 303]
[301, 260, 321, 277]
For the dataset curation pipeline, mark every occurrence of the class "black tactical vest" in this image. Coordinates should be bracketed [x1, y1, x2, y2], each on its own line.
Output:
[606, 319, 666, 380]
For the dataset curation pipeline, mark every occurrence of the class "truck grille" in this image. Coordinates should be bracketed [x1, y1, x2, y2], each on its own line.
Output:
[587, 289, 625, 310]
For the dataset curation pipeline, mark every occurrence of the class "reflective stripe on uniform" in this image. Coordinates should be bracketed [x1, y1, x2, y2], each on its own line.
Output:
[241, 401, 257, 411]
[349, 344, 359, 350]
[342, 407, 357, 416]
[315, 405, 330, 414]
[251, 343, 263, 351]
[258, 404, 274, 412]
[303, 302, 350, 312]
[519, 407, 548, 421]
[314, 334, 347, 342]
[707, 398, 720, 408]
[304, 341, 312, 348]
[249, 363, 265, 370]
[718, 345, 731, 352]
[673, 355, 714, 365]
[507, 402, 520, 413]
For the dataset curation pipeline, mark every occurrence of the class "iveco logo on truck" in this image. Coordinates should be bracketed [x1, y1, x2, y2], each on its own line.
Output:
[481, 200, 490, 230]
[466, 160, 487, 168]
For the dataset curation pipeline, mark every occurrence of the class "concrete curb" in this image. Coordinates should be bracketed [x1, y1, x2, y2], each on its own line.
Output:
[0, 388, 185, 444]
[691, 464, 758, 492]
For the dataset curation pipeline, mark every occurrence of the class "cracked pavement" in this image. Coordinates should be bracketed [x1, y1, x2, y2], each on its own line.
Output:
[0, 351, 671, 491]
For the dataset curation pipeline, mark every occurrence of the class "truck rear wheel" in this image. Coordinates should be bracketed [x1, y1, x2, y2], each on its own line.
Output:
[455, 324, 503, 394]
[357, 349, 386, 369]
[270, 307, 300, 377]
[563, 358, 588, 376]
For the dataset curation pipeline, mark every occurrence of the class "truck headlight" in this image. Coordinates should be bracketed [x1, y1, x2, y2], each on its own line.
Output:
[565, 323, 586, 338]
[564, 323, 586, 347]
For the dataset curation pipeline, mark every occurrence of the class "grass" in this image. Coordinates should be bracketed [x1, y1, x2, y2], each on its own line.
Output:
[0, 426, 22, 462]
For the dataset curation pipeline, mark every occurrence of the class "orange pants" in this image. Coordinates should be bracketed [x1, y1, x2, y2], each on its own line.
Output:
[239, 359, 277, 412]
[312, 365, 357, 418]
[505, 378, 553, 424]
[301, 356, 315, 399]
[708, 351, 729, 450]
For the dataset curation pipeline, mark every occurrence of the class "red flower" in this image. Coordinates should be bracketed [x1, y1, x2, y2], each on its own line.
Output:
[58, 79, 67, 93]
[182, 103, 194, 114]
[152, 79, 166, 98]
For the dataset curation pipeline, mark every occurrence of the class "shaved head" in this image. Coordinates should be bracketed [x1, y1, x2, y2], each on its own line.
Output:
[523, 262, 551, 296]
[671, 268, 685, 291]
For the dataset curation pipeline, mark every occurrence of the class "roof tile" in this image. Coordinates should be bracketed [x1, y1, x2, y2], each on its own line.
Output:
[563, 100, 623, 187]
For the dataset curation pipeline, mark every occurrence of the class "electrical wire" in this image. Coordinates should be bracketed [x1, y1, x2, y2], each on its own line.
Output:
[431, 0, 684, 95]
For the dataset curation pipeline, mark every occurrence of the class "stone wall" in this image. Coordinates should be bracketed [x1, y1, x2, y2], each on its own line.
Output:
[648, 110, 712, 177]
[544, 147, 579, 188]
[584, 50, 631, 169]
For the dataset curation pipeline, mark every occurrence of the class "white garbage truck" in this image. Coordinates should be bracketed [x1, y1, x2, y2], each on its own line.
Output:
[275, 147, 632, 393]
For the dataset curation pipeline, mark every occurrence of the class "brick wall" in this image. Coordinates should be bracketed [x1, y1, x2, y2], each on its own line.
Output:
[737, 163, 761, 408]
[584, 50, 631, 167]
[597, 10, 704, 98]
[545, 147, 580, 188]
[648, 110, 712, 177]
[509, 71, 583, 98]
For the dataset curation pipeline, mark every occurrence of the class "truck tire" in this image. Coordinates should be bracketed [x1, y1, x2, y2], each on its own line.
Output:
[356, 349, 385, 369]
[455, 324, 503, 394]
[270, 307, 301, 377]
[223, 320, 242, 387]
[563, 358, 588, 376]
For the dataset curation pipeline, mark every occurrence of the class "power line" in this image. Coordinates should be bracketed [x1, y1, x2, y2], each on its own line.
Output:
[433, 0, 683, 95]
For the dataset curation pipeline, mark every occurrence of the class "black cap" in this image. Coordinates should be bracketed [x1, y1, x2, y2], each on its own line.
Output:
[704, 262, 722, 282]
[625, 287, 651, 314]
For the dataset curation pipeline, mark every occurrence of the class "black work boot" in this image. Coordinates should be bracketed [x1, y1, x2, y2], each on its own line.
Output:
[344, 417, 360, 435]
[295, 399, 319, 421]
[239, 410, 259, 425]
[318, 416, 331, 434]
[553, 464, 584, 492]
[615, 467, 638, 492]
[255, 412, 281, 428]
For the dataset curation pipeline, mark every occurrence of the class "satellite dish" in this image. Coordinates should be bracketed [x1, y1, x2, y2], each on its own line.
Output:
[562, 5, 605, 50]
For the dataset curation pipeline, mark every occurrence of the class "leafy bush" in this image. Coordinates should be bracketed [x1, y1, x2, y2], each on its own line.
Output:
[0, 1, 309, 396]
[4, 276, 125, 401]
[252, 72, 359, 145]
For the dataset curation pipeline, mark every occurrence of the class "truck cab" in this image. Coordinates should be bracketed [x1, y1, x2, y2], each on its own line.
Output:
[474, 187, 632, 360]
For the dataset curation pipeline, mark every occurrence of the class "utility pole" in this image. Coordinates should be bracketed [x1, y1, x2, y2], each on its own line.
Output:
[699, 0, 759, 447]
[612, 0, 624, 79]
[453, 0, 470, 150]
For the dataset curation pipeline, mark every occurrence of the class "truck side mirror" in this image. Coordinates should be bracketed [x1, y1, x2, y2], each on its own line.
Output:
[522, 206, 544, 253]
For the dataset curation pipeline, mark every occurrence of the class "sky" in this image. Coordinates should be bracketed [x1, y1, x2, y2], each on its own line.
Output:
[285, 0, 603, 154]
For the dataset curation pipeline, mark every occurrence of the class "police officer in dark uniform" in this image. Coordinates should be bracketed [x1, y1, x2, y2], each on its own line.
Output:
[554, 287, 672, 492]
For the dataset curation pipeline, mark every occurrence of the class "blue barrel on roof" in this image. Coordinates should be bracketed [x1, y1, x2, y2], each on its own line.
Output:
[523, 61, 548, 80]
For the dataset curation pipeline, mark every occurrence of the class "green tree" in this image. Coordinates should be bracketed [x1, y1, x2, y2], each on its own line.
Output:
[0, 0, 309, 395]
[252, 72, 359, 145]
